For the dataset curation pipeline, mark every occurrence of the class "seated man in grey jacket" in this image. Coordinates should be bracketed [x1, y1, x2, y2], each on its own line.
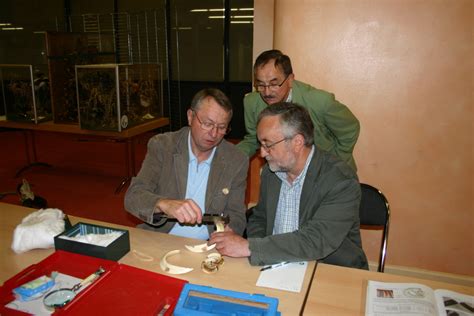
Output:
[209, 102, 368, 269]
[124, 88, 249, 239]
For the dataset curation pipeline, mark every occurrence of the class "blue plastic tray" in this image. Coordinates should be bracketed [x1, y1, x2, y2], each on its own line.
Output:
[174, 283, 281, 316]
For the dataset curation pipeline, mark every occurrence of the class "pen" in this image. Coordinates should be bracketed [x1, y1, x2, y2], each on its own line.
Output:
[260, 261, 290, 271]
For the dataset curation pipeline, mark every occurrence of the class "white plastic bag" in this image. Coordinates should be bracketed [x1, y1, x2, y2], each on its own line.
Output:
[11, 208, 65, 253]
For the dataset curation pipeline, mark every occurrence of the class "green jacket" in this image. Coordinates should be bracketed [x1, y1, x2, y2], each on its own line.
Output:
[236, 80, 360, 170]
[247, 147, 368, 269]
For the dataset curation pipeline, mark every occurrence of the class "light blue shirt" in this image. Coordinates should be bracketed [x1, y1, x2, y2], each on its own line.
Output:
[273, 146, 314, 234]
[169, 132, 216, 240]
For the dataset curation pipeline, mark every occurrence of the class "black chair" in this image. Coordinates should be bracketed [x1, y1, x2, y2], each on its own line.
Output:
[359, 183, 390, 272]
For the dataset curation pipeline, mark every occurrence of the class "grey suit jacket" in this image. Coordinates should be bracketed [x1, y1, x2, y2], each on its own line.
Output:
[247, 146, 368, 269]
[124, 127, 249, 236]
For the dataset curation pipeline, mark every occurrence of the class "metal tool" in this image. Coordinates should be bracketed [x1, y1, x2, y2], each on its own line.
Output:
[43, 267, 105, 310]
[152, 213, 230, 226]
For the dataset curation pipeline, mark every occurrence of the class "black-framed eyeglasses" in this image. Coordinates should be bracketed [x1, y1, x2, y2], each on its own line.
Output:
[193, 110, 231, 135]
[259, 137, 290, 152]
[255, 74, 290, 92]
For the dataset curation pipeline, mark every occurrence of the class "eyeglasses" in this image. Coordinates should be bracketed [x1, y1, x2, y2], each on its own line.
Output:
[255, 74, 290, 92]
[193, 110, 231, 135]
[259, 137, 290, 152]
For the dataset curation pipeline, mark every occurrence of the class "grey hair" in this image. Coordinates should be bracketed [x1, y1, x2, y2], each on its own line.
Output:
[190, 88, 233, 119]
[257, 102, 314, 146]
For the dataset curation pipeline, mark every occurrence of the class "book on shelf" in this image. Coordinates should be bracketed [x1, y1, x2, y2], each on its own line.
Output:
[366, 280, 473, 316]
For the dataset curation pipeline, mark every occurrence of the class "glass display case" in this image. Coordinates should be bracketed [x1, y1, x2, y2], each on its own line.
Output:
[0, 64, 52, 123]
[76, 63, 163, 132]
[46, 31, 115, 124]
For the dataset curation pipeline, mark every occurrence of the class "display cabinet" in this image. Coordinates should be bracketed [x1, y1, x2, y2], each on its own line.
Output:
[0, 64, 52, 124]
[46, 31, 115, 124]
[76, 63, 163, 132]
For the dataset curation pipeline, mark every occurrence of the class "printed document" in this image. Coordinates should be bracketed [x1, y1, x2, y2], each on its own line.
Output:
[366, 280, 474, 315]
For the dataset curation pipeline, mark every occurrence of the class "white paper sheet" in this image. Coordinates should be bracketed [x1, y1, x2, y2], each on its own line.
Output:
[5, 273, 83, 315]
[256, 261, 308, 293]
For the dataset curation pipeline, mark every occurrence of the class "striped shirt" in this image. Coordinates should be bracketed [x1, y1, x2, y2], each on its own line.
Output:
[273, 146, 314, 234]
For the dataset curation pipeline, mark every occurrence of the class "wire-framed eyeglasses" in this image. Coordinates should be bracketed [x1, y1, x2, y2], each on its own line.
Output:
[255, 74, 290, 92]
[259, 137, 291, 152]
[193, 110, 231, 135]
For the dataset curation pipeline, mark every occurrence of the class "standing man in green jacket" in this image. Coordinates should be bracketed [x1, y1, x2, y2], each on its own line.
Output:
[236, 49, 360, 170]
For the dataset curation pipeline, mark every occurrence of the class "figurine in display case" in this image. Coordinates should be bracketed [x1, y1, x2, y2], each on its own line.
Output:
[0, 64, 52, 123]
[45, 31, 112, 124]
[76, 63, 163, 132]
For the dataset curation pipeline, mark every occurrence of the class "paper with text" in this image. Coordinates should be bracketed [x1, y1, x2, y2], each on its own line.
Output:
[256, 261, 308, 293]
[366, 280, 474, 316]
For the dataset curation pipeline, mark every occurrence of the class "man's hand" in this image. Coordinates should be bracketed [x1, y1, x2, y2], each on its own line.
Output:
[208, 227, 251, 258]
[156, 199, 202, 224]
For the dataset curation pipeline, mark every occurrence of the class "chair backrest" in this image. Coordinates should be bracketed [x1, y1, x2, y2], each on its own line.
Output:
[359, 183, 390, 272]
